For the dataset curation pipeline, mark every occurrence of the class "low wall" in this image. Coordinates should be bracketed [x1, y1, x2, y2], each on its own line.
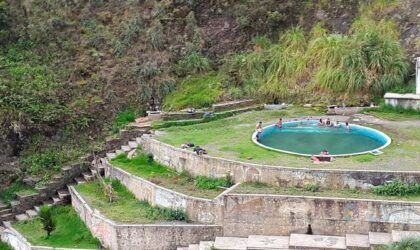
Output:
[139, 136, 420, 189]
[212, 99, 255, 112]
[222, 193, 420, 237]
[104, 161, 224, 224]
[1, 224, 91, 250]
[69, 186, 223, 250]
[384, 93, 420, 110]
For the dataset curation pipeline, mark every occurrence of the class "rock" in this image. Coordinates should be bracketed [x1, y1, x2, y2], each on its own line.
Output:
[303, 104, 312, 108]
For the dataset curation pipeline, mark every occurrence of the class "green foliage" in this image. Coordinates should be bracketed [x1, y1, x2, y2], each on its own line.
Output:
[373, 181, 420, 197]
[365, 104, 420, 121]
[39, 205, 56, 237]
[195, 174, 234, 190]
[176, 51, 212, 76]
[236, 16, 250, 29]
[14, 205, 100, 248]
[222, 2, 410, 104]
[115, 15, 143, 55]
[0, 180, 35, 204]
[20, 150, 67, 177]
[163, 73, 221, 111]
[147, 21, 164, 50]
[112, 109, 136, 132]
[0, 241, 13, 250]
[303, 184, 320, 192]
[141, 200, 188, 221]
[381, 237, 420, 250]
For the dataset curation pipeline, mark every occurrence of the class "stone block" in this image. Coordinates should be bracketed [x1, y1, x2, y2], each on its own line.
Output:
[247, 235, 290, 249]
[346, 234, 370, 249]
[289, 234, 346, 249]
[188, 244, 199, 250]
[199, 241, 214, 250]
[214, 237, 248, 250]
[369, 232, 392, 245]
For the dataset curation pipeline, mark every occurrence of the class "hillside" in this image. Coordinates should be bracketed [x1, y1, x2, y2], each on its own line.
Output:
[0, 0, 419, 184]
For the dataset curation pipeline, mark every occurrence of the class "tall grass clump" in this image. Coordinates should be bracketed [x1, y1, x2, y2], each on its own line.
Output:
[220, 0, 410, 104]
[381, 237, 420, 250]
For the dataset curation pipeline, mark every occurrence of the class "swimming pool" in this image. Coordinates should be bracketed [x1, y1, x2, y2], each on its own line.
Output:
[252, 120, 391, 157]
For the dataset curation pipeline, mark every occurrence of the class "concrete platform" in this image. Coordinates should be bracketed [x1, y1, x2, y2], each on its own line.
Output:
[199, 241, 214, 250]
[392, 230, 420, 242]
[289, 234, 346, 249]
[346, 234, 370, 249]
[188, 244, 199, 250]
[247, 235, 290, 249]
[369, 232, 392, 245]
[214, 237, 248, 250]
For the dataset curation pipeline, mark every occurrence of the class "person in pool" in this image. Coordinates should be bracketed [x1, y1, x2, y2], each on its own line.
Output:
[325, 118, 331, 126]
[276, 118, 283, 128]
[346, 122, 351, 131]
[334, 120, 341, 128]
[318, 118, 324, 126]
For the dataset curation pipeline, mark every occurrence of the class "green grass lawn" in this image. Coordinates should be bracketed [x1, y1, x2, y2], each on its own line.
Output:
[155, 107, 420, 171]
[0, 241, 13, 250]
[0, 181, 37, 205]
[110, 154, 231, 199]
[13, 206, 100, 249]
[364, 105, 420, 121]
[75, 179, 188, 224]
[234, 182, 420, 202]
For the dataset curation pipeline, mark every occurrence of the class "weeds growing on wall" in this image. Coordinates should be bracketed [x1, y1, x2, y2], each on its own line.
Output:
[373, 181, 420, 197]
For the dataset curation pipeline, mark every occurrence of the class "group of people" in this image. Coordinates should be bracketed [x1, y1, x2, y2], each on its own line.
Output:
[181, 143, 207, 155]
[318, 118, 351, 131]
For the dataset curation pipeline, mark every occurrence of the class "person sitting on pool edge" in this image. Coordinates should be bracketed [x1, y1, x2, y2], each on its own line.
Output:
[255, 121, 263, 141]
[311, 149, 334, 163]
[334, 120, 341, 128]
[276, 118, 283, 128]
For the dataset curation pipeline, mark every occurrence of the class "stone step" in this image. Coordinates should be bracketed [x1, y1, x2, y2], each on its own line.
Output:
[90, 169, 98, 176]
[0, 202, 8, 210]
[52, 196, 62, 205]
[83, 172, 94, 181]
[57, 189, 70, 200]
[0, 226, 4, 234]
[0, 208, 12, 216]
[214, 237, 248, 250]
[199, 241, 214, 250]
[75, 177, 86, 185]
[121, 145, 131, 152]
[106, 152, 116, 160]
[25, 209, 38, 218]
[247, 235, 290, 250]
[346, 234, 370, 249]
[289, 234, 346, 249]
[115, 149, 124, 155]
[2, 221, 12, 228]
[177, 248, 189, 250]
[43, 199, 54, 207]
[188, 244, 199, 250]
[128, 141, 139, 149]
[0, 213, 15, 221]
[34, 206, 40, 212]
[369, 232, 392, 246]
[15, 213, 29, 221]
[391, 230, 420, 242]
[136, 137, 142, 144]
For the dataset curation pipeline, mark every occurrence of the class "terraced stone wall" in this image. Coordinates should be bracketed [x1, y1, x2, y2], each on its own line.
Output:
[69, 186, 223, 250]
[222, 194, 420, 237]
[140, 136, 420, 189]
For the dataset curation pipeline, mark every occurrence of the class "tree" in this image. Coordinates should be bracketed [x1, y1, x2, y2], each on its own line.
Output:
[39, 205, 56, 238]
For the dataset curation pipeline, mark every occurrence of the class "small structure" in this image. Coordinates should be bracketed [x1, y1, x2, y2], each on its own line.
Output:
[384, 57, 420, 110]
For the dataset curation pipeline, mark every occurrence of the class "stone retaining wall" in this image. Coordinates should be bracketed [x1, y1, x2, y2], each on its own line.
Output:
[1, 224, 91, 250]
[222, 193, 420, 237]
[104, 161, 226, 224]
[69, 186, 223, 250]
[140, 136, 420, 189]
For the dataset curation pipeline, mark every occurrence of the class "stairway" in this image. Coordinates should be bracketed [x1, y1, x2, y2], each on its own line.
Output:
[177, 231, 420, 250]
[105, 138, 140, 160]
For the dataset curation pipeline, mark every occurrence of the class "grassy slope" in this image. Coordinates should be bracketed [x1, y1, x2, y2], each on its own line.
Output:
[75, 179, 187, 224]
[13, 206, 100, 249]
[156, 108, 420, 171]
[110, 154, 225, 199]
[235, 183, 420, 202]
[0, 181, 36, 204]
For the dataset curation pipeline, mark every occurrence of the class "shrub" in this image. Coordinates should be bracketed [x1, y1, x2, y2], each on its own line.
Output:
[115, 15, 143, 55]
[21, 151, 66, 177]
[39, 205, 56, 238]
[141, 200, 188, 221]
[381, 237, 420, 250]
[147, 21, 164, 50]
[176, 51, 211, 75]
[373, 181, 420, 197]
[0, 241, 13, 250]
[303, 184, 320, 192]
[195, 175, 234, 190]
[112, 109, 136, 132]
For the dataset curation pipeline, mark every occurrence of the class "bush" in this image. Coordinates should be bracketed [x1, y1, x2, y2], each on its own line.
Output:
[147, 21, 164, 50]
[373, 181, 420, 197]
[112, 109, 136, 132]
[176, 51, 211, 75]
[140, 200, 188, 221]
[39, 205, 56, 238]
[195, 175, 234, 190]
[303, 184, 320, 192]
[381, 237, 420, 250]
[21, 151, 66, 177]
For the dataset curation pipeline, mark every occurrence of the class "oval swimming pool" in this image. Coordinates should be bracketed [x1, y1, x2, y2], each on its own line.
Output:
[252, 120, 391, 156]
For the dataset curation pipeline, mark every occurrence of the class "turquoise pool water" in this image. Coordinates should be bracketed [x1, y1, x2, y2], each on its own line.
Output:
[254, 120, 390, 156]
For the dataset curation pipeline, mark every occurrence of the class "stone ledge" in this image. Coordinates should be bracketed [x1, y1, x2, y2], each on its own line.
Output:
[384, 93, 420, 100]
